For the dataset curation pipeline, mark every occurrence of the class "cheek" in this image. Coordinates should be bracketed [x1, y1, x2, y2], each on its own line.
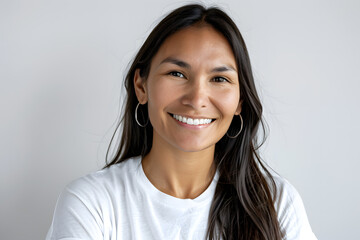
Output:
[213, 88, 240, 117]
[149, 81, 174, 103]
[147, 78, 178, 118]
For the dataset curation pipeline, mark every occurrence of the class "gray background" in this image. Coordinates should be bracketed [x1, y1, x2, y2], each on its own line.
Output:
[1, 0, 359, 239]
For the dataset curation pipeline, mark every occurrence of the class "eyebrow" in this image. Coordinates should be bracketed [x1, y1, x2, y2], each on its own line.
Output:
[160, 57, 237, 73]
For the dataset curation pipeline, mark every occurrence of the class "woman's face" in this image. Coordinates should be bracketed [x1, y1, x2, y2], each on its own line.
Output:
[134, 24, 242, 152]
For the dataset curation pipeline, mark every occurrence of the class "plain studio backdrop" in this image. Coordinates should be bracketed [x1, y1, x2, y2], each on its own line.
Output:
[1, 0, 359, 239]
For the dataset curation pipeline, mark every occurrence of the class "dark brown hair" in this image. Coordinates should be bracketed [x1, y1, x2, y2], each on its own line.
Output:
[104, 4, 283, 240]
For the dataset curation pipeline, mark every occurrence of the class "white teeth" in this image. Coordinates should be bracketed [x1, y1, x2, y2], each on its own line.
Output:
[204, 119, 211, 124]
[171, 114, 213, 125]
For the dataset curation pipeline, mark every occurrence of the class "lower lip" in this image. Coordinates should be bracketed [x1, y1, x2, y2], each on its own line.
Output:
[170, 116, 214, 129]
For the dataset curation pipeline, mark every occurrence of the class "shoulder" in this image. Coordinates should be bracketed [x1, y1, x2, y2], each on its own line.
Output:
[64, 156, 141, 197]
[268, 174, 301, 209]
[46, 157, 142, 239]
[265, 174, 318, 240]
[66, 158, 139, 190]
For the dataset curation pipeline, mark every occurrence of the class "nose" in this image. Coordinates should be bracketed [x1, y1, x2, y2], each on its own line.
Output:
[180, 78, 209, 110]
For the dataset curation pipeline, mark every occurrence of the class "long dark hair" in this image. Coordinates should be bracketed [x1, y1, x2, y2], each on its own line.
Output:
[104, 4, 283, 240]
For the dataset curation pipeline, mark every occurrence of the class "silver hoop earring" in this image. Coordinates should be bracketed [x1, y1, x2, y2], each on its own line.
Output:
[135, 102, 149, 127]
[226, 114, 243, 138]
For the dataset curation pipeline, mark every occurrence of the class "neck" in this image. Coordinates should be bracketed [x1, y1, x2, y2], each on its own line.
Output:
[141, 132, 216, 199]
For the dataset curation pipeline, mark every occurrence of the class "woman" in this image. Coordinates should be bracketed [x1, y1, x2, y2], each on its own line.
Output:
[46, 4, 317, 240]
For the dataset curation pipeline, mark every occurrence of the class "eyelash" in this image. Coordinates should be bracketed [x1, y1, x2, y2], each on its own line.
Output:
[169, 71, 185, 78]
[168, 71, 230, 83]
[212, 76, 229, 83]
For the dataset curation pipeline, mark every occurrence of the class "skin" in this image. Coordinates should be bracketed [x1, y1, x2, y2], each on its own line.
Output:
[134, 24, 242, 199]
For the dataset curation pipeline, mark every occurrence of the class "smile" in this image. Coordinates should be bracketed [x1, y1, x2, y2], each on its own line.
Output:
[169, 113, 215, 126]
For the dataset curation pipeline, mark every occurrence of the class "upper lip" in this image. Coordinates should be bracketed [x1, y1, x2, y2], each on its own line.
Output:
[168, 112, 216, 120]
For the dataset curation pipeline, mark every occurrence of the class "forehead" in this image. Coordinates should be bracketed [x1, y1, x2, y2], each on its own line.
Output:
[151, 24, 237, 70]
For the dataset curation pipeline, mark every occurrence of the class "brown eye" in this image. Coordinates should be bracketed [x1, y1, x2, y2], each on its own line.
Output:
[169, 71, 185, 78]
[212, 76, 229, 83]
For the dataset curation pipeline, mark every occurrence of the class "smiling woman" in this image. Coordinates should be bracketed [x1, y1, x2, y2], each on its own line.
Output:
[46, 4, 317, 240]
[134, 24, 241, 154]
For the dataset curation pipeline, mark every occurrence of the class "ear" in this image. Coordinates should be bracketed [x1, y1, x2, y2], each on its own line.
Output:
[235, 99, 243, 115]
[134, 69, 148, 104]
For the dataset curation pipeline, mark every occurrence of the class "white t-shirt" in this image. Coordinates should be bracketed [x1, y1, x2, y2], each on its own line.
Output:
[46, 156, 317, 240]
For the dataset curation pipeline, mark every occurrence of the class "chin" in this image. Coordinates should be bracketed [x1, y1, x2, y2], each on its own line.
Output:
[174, 142, 215, 153]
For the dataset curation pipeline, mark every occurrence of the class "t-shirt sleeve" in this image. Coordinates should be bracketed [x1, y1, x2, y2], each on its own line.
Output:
[46, 178, 104, 240]
[273, 177, 318, 240]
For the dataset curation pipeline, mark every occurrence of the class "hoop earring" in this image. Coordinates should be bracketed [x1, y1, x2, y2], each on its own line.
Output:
[135, 102, 149, 127]
[226, 114, 243, 138]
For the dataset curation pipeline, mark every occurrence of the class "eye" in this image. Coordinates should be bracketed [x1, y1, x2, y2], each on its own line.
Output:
[168, 71, 185, 78]
[212, 76, 229, 83]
